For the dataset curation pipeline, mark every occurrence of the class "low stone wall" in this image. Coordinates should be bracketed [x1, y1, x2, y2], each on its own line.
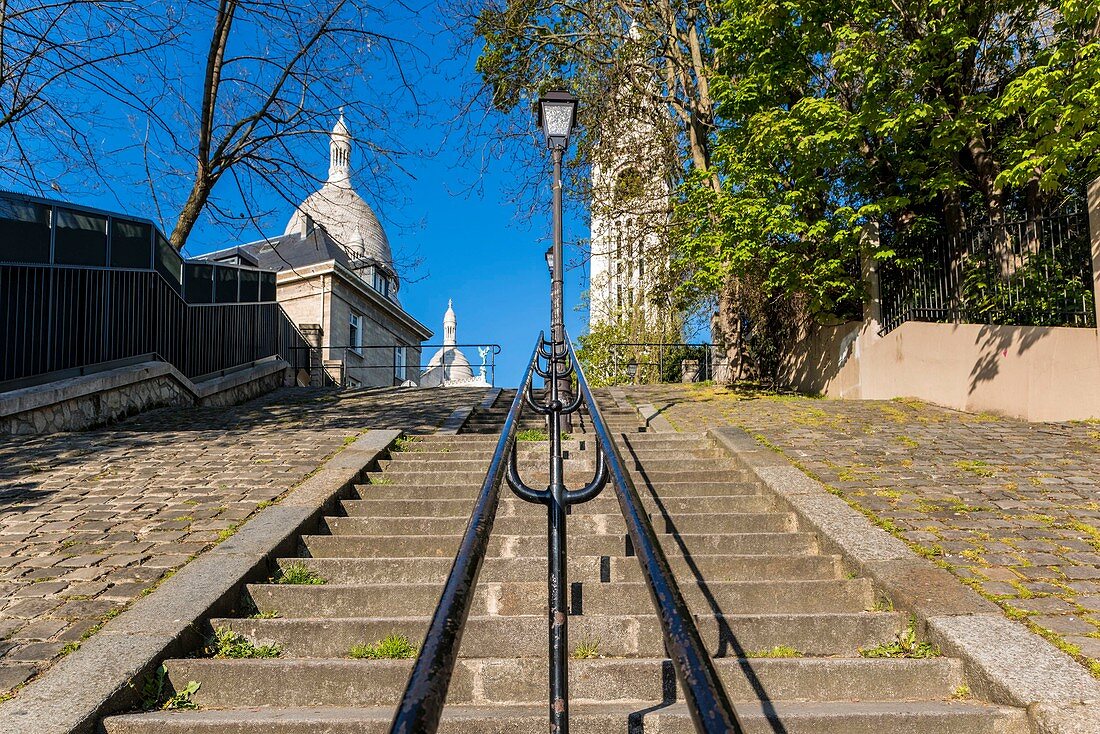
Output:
[1, 358, 291, 435]
[783, 321, 1100, 421]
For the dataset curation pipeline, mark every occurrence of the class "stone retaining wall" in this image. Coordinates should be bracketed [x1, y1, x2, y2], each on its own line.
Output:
[1, 359, 290, 435]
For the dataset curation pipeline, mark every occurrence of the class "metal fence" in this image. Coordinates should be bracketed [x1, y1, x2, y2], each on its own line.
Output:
[286, 344, 502, 389]
[606, 342, 713, 384]
[879, 204, 1095, 335]
[0, 264, 311, 389]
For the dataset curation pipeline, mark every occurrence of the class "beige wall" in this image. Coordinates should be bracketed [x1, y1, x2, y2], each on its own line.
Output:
[273, 265, 428, 388]
[785, 321, 1100, 422]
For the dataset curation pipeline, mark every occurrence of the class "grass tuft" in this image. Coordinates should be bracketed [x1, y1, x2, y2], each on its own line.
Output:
[746, 645, 803, 658]
[274, 561, 325, 585]
[349, 633, 418, 660]
[860, 622, 939, 659]
[516, 429, 550, 442]
[205, 627, 280, 659]
[572, 639, 601, 659]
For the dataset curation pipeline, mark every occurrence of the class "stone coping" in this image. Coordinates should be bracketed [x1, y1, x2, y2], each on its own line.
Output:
[0, 429, 399, 734]
[0, 357, 288, 418]
[635, 403, 675, 433]
[709, 425, 1100, 734]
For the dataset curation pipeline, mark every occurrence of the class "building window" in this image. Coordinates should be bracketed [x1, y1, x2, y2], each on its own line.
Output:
[394, 345, 407, 382]
[372, 270, 389, 297]
[349, 312, 363, 354]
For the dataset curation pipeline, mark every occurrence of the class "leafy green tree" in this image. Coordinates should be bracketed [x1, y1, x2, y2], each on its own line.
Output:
[679, 0, 1100, 342]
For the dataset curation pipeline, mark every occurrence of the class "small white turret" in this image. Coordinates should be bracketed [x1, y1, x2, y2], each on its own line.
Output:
[443, 299, 457, 346]
[328, 112, 352, 187]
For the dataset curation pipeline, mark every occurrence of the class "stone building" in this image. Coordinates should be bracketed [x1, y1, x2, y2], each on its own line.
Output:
[201, 115, 431, 387]
[420, 300, 491, 388]
[588, 26, 676, 333]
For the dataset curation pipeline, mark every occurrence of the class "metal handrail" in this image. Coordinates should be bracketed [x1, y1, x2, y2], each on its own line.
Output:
[387, 335, 543, 734]
[566, 331, 745, 733]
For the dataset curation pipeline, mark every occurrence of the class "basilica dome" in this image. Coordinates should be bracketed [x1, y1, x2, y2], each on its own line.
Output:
[284, 114, 394, 270]
[421, 300, 490, 388]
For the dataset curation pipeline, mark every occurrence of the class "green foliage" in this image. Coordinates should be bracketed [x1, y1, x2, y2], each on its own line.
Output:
[572, 639, 601, 659]
[349, 634, 418, 660]
[860, 623, 939, 659]
[392, 436, 419, 453]
[516, 429, 550, 442]
[205, 627, 280, 659]
[141, 664, 201, 711]
[274, 562, 325, 585]
[677, 0, 1100, 325]
[746, 645, 803, 658]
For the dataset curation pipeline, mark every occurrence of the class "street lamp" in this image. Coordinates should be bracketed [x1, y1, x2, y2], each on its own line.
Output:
[537, 90, 577, 416]
[626, 361, 639, 382]
[545, 246, 554, 276]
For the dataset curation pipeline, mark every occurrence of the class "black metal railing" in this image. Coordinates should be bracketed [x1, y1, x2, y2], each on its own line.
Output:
[607, 342, 714, 384]
[0, 192, 312, 389]
[389, 330, 740, 733]
[505, 333, 608, 732]
[0, 263, 312, 388]
[879, 205, 1095, 335]
[388, 336, 542, 733]
[566, 332, 743, 733]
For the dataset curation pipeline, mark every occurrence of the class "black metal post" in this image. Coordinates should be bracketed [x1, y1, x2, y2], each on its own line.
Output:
[550, 146, 573, 433]
[546, 345, 569, 733]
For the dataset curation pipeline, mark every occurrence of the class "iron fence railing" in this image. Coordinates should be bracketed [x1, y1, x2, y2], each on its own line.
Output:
[0, 263, 311, 388]
[606, 342, 714, 384]
[879, 205, 1095, 335]
[283, 344, 501, 388]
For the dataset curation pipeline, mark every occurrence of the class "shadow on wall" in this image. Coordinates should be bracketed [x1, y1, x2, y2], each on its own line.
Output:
[968, 323, 1048, 396]
[780, 322, 861, 396]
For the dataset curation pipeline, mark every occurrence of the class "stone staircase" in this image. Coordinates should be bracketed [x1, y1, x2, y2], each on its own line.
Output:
[103, 391, 1029, 733]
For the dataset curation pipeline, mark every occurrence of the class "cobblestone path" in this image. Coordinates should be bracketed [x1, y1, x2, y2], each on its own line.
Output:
[627, 384, 1100, 677]
[0, 386, 486, 695]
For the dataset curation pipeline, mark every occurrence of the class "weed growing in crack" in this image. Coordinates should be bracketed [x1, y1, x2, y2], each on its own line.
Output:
[572, 639, 601, 659]
[860, 621, 938, 659]
[349, 633, 417, 659]
[274, 562, 325, 585]
[746, 645, 803, 658]
[205, 627, 280, 659]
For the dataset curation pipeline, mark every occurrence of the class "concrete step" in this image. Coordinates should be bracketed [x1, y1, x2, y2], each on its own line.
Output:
[338, 494, 779, 518]
[362, 468, 755, 485]
[298, 532, 819, 559]
[271, 554, 844, 585]
[154, 655, 965, 708]
[351, 481, 768, 500]
[320, 511, 796, 537]
[104, 700, 1029, 734]
[210, 611, 907, 658]
[247, 579, 875, 618]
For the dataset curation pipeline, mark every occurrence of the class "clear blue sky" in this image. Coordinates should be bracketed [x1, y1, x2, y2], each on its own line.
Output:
[27, 3, 591, 387]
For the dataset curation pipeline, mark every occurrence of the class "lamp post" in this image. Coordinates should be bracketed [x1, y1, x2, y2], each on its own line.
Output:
[536, 88, 578, 734]
[538, 90, 578, 426]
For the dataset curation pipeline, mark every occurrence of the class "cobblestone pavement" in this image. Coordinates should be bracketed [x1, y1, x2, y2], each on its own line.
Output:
[0, 386, 486, 694]
[627, 384, 1100, 676]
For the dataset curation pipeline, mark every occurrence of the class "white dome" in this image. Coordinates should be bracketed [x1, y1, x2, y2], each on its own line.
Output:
[284, 183, 393, 266]
[284, 112, 394, 270]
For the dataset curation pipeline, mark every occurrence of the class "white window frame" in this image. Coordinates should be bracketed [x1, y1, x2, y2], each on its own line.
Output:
[372, 269, 389, 297]
[349, 312, 363, 355]
[394, 345, 407, 382]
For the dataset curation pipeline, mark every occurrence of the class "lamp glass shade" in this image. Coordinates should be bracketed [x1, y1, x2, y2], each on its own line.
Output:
[537, 91, 578, 149]
[544, 247, 554, 272]
[626, 361, 638, 377]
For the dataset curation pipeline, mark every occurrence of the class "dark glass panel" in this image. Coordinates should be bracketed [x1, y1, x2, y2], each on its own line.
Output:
[183, 263, 214, 303]
[54, 209, 108, 266]
[260, 271, 277, 302]
[238, 269, 259, 302]
[214, 266, 239, 303]
[155, 233, 182, 289]
[0, 198, 51, 264]
[110, 219, 152, 269]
